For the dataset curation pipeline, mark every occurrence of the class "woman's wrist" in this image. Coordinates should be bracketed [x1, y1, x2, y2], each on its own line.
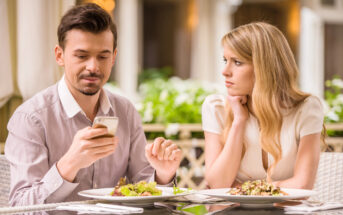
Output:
[232, 118, 247, 127]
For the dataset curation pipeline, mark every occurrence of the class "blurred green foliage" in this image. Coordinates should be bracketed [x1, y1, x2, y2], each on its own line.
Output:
[138, 67, 173, 85]
[136, 77, 220, 124]
[324, 77, 343, 136]
[135, 73, 224, 139]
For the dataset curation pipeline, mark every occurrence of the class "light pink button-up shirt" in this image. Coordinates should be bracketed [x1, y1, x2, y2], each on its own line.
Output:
[5, 77, 154, 206]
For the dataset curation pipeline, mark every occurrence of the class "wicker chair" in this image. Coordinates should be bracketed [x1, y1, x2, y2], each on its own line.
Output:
[312, 152, 343, 202]
[0, 155, 10, 207]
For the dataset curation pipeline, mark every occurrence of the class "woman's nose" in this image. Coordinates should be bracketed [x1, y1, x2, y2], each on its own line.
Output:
[222, 65, 231, 77]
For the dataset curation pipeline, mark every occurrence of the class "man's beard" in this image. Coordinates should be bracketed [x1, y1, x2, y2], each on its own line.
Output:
[78, 72, 103, 96]
[79, 88, 100, 96]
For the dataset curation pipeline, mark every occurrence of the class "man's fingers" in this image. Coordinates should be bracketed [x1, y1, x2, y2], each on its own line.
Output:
[152, 137, 165, 156]
[93, 148, 116, 159]
[158, 140, 172, 160]
[170, 148, 182, 161]
[93, 141, 117, 155]
[83, 137, 117, 148]
[164, 143, 178, 160]
[81, 127, 109, 139]
[145, 143, 153, 158]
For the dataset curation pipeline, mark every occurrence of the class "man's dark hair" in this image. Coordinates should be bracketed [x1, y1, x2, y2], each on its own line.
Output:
[58, 3, 117, 50]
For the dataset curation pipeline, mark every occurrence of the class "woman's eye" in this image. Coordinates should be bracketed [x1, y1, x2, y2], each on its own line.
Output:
[234, 60, 242, 66]
[223, 57, 228, 64]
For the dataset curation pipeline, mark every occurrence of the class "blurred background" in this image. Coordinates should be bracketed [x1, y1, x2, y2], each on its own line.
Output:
[1, 0, 343, 148]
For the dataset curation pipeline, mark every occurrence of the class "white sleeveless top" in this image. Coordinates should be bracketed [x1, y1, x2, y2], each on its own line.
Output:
[202, 94, 324, 182]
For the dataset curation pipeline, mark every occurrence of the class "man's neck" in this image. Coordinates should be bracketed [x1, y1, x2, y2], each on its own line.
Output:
[77, 92, 100, 122]
[68, 86, 101, 122]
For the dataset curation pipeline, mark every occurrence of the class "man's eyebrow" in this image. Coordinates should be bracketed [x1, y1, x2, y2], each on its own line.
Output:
[74, 49, 88, 53]
[100, 50, 112, 54]
[73, 49, 112, 54]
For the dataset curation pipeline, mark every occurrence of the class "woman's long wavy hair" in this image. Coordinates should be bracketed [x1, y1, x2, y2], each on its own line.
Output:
[221, 22, 313, 181]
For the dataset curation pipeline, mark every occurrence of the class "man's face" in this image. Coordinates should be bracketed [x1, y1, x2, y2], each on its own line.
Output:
[55, 29, 116, 96]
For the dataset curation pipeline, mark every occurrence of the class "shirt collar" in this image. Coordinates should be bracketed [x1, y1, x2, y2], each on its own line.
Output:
[58, 76, 113, 118]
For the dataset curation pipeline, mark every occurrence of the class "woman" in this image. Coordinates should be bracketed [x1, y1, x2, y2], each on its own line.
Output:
[202, 22, 324, 189]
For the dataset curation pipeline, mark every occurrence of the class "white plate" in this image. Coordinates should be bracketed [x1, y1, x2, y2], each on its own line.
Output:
[78, 187, 192, 203]
[198, 188, 316, 206]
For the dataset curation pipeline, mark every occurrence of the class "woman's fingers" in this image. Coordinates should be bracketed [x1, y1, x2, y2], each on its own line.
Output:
[240, 95, 248, 104]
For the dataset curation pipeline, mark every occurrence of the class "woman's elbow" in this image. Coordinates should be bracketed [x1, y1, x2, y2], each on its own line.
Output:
[292, 176, 315, 190]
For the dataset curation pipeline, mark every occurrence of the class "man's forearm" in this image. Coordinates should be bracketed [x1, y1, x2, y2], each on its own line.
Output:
[9, 164, 79, 206]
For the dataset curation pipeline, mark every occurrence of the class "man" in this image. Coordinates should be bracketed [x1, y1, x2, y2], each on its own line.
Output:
[5, 3, 182, 206]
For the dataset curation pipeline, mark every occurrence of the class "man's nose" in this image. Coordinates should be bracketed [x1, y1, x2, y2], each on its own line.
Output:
[86, 58, 99, 72]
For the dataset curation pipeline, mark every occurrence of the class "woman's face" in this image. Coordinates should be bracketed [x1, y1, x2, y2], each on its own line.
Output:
[222, 45, 255, 97]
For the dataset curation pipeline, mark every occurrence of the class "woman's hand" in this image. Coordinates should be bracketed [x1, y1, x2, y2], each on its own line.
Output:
[226, 94, 249, 123]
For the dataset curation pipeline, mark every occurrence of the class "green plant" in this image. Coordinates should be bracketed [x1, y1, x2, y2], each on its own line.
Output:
[325, 77, 343, 123]
[135, 77, 224, 138]
[136, 77, 222, 123]
[324, 77, 343, 136]
[138, 67, 173, 85]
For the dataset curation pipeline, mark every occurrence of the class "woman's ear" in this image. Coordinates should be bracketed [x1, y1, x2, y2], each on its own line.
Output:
[55, 45, 64, 66]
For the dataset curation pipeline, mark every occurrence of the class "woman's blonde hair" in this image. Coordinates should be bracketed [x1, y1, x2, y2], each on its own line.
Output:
[221, 22, 311, 181]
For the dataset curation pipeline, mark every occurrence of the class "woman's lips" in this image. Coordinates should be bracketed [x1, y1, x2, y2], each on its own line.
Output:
[225, 81, 234, 87]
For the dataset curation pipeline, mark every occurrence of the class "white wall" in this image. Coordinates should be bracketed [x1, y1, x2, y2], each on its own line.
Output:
[299, 0, 343, 98]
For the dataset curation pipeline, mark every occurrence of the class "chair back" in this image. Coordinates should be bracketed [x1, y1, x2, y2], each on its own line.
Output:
[312, 152, 343, 202]
[0, 155, 10, 207]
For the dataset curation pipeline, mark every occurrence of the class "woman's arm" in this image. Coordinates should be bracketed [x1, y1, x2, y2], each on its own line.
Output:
[204, 120, 247, 188]
[273, 133, 321, 189]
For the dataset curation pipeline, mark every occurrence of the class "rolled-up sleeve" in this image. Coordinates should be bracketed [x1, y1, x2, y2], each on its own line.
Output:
[126, 104, 155, 183]
[5, 112, 78, 206]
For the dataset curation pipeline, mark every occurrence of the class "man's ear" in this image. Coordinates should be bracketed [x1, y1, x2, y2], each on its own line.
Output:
[55, 45, 64, 66]
[112, 48, 118, 66]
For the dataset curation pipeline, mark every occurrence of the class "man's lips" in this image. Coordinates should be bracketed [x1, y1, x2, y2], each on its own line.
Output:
[83, 77, 99, 81]
[81, 76, 101, 83]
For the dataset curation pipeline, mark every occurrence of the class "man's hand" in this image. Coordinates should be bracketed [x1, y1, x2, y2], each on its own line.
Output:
[57, 126, 118, 182]
[145, 137, 182, 185]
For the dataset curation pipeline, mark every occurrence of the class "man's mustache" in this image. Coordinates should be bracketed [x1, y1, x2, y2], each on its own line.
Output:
[79, 73, 103, 79]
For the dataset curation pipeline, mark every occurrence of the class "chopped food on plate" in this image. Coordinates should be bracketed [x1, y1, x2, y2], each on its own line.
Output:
[228, 180, 288, 196]
[110, 178, 162, 196]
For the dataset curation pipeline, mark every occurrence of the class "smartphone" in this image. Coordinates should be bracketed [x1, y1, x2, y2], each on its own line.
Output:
[92, 116, 119, 137]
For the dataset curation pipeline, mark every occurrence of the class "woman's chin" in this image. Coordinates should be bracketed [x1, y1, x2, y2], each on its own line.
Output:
[227, 90, 241, 97]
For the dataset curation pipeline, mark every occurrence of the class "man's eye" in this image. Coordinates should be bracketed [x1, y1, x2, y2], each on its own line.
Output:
[76, 55, 87, 59]
[99, 56, 109, 60]
[223, 57, 227, 64]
